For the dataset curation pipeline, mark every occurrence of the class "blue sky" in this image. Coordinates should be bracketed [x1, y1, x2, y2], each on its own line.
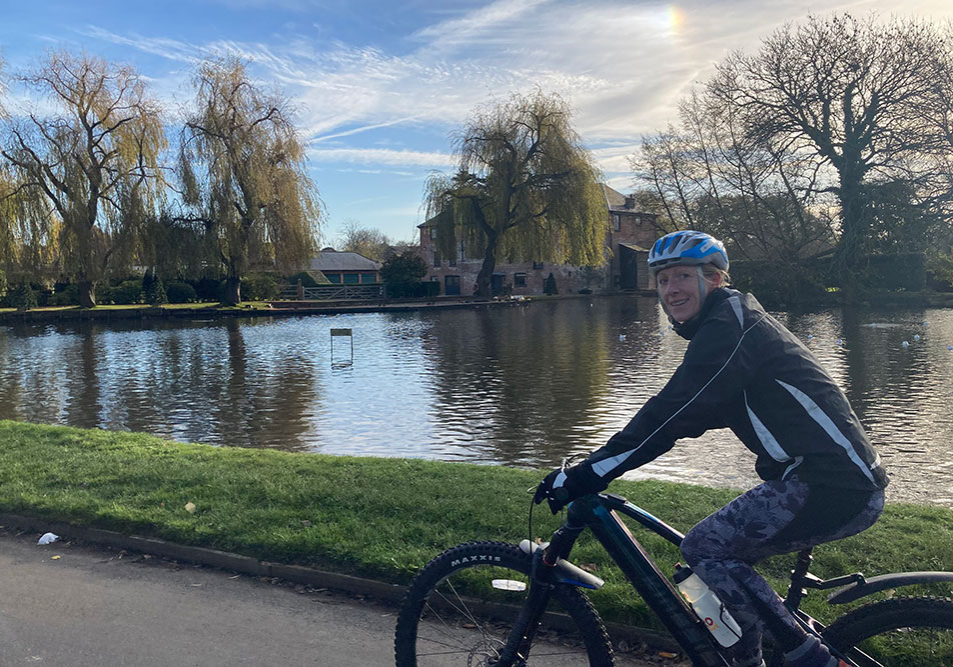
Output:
[2, 1, 952, 245]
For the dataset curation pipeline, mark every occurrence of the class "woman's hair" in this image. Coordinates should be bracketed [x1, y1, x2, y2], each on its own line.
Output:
[701, 264, 731, 286]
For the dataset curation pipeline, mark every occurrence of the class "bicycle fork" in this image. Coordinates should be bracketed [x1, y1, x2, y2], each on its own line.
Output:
[490, 557, 556, 667]
[491, 522, 596, 666]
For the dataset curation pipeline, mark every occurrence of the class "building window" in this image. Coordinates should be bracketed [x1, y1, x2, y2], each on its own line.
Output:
[514, 272, 527, 287]
[343, 273, 359, 284]
[612, 213, 621, 232]
[433, 252, 441, 267]
[429, 227, 438, 240]
[532, 261, 544, 270]
[448, 254, 456, 266]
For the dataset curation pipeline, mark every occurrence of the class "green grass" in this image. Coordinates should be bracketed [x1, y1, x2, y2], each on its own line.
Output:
[0, 419, 951, 633]
[0, 302, 273, 315]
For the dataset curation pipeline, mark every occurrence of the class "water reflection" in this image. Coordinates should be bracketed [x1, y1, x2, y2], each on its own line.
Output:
[1, 297, 951, 507]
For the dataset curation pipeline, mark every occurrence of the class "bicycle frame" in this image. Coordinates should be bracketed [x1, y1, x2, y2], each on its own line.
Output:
[555, 492, 731, 666]
[521, 491, 953, 667]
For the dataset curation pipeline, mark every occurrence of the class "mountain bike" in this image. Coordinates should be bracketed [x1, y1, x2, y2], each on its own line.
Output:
[394, 489, 953, 666]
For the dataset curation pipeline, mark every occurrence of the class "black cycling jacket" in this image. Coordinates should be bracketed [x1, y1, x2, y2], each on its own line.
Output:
[586, 288, 888, 491]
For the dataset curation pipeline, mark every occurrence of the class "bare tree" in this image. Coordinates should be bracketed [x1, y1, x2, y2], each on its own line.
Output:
[337, 219, 390, 261]
[179, 57, 320, 305]
[425, 90, 606, 297]
[633, 88, 834, 267]
[709, 13, 948, 280]
[0, 51, 166, 307]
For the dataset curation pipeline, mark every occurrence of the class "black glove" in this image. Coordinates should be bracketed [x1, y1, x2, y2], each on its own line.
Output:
[533, 461, 607, 514]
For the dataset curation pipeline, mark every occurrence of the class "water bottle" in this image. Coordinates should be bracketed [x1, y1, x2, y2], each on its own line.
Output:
[673, 563, 743, 647]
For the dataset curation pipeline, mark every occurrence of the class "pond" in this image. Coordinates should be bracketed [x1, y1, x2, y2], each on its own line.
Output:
[1, 296, 951, 507]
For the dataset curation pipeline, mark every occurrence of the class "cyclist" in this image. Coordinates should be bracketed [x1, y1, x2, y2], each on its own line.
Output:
[535, 230, 888, 667]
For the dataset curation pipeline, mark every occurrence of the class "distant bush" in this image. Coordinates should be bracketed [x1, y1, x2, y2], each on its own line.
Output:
[48, 284, 79, 306]
[382, 251, 429, 298]
[730, 260, 828, 306]
[101, 280, 143, 305]
[166, 281, 198, 303]
[193, 277, 224, 301]
[7, 283, 38, 311]
[143, 273, 167, 305]
[286, 271, 328, 288]
[241, 273, 280, 301]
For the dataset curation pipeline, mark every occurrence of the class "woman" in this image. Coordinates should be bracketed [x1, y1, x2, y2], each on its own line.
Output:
[535, 230, 888, 667]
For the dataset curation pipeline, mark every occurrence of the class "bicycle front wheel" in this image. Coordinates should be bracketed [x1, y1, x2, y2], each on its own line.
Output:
[822, 596, 953, 666]
[394, 541, 614, 666]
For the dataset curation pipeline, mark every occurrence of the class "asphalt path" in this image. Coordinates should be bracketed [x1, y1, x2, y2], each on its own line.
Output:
[0, 529, 400, 666]
[0, 529, 674, 666]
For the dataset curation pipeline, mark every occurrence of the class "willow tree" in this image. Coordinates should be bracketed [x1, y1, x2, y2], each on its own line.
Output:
[709, 13, 948, 282]
[179, 58, 320, 305]
[0, 51, 166, 307]
[426, 91, 606, 297]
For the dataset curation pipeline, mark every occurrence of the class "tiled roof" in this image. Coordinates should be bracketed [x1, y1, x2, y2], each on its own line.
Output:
[308, 251, 381, 272]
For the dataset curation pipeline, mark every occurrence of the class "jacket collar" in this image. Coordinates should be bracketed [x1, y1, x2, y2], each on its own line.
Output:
[672, 287, 734, 340]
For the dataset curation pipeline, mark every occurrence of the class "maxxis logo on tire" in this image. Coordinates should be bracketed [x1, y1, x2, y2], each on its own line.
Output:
[451, 555, 503, 567]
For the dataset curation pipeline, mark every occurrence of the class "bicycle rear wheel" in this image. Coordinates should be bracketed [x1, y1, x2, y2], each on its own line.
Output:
[822, 596, 953, 666]
[394, 541, 614, 666]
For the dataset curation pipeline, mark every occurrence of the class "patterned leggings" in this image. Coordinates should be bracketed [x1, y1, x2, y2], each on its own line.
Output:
[680, 479, 884, 666]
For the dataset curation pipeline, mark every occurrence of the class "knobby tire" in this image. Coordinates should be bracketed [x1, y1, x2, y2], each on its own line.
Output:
[394, 541, 614, 666]
[822, 596, 953, 666]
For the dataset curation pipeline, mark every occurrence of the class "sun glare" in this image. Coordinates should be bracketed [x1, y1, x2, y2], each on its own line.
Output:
[667, 5, 685, 35]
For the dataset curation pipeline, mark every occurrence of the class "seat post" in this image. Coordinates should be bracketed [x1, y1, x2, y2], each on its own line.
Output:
[783, 548, 814, 611]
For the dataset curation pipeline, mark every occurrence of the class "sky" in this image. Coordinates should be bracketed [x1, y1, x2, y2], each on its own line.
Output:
[2, 1, 952, 246]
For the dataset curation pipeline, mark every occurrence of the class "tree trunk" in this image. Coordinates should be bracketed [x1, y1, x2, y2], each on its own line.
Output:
[224, 276, 242, 305]
[78, 280, 97, 308]
[835, 167, 867, 292]
[474, 238, 498, 297]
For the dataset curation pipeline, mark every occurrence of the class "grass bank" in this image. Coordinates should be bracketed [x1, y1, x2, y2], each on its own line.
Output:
[1, 420, 951, 632]
[0, 301, 275, 324]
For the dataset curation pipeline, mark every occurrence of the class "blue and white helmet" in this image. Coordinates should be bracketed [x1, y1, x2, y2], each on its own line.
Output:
[648, 230, 728, 275]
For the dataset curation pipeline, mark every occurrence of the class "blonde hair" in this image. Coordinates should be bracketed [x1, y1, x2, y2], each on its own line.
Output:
[701, 264, 731, 286]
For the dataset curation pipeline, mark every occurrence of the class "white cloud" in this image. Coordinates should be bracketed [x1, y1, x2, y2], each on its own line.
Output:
[51, 0, 953, 238]
[308, 146, 455, 168]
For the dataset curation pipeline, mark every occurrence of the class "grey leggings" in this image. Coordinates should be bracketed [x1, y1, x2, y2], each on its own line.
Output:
[680, 479, 884, 665]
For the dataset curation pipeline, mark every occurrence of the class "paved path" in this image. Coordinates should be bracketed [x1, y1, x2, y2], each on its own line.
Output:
[0, 529, 399, 666]
[0, 529, 675, 666]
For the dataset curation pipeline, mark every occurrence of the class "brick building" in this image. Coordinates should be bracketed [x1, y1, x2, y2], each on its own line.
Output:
[417, 185, 659, 296]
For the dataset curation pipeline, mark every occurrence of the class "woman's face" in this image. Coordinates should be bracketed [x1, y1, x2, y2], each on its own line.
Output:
[656, 265, 708, 322]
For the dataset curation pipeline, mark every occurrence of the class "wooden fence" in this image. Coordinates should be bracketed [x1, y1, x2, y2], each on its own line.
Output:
[278, 284, 384, 301]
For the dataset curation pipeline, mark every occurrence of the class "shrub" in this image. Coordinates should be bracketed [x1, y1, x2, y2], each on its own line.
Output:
[730, 259, 829, 307]
[382, 251, 428, 298]
[106, 280, 144, 305]
[48, 284, 79, 306]
[286, 271, 327, 288]
[166, 281, 198, 304]
[926, 248, 953, 292]
[193, 277, 224, 301]
[8, 283, 37, 311]
[241, 273, 280, 301]
[143, 273, 167, 305]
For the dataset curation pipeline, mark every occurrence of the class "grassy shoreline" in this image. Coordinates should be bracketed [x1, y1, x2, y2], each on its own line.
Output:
[1, 419, 951, 631]
[3, 288, 953, 327]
